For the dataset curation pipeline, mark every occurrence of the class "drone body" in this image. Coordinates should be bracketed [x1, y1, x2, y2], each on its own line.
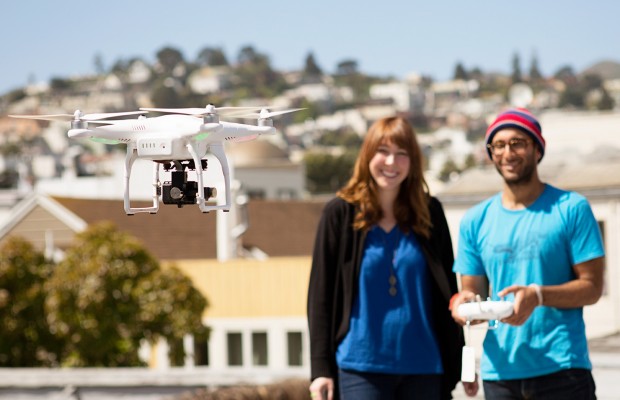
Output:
[10, 105, 302, 215]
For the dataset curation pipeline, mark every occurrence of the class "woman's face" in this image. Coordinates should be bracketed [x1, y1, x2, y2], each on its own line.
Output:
[369, 140, 410, 194]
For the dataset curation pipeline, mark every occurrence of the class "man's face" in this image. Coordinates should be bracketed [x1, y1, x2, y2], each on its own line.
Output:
[488, 128, 540, 185]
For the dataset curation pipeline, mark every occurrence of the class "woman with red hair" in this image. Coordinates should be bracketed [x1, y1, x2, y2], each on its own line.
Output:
[308, 116, 466, 400]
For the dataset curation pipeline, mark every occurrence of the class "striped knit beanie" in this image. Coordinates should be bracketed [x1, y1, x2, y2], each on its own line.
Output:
[485, 108, 545, 161]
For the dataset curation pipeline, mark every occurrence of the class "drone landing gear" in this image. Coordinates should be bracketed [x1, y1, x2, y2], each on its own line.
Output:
[187, 142, 231, 213]
[122, 142, 232, 215]
[124, 145, 159, 215]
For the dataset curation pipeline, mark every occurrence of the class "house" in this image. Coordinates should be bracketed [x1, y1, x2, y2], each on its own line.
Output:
[0, 194, 326, 378]
[187, 66, 232, 95]
[369, 80, 426, 113]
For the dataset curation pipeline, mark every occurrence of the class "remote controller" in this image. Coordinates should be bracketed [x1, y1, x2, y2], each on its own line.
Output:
[457, 300, 514, 321]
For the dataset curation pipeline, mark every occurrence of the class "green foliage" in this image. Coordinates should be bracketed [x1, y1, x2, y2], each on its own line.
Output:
[50, 77, 72, 91]
[232, 46, 289, 99]
[291, 99, 320, 124]
[317, 129, 362, 147]
[529, 53, 543, 83]
[4, 88, 26, 104]
[304, 150, 358, 194]
[302, 52, 323, 81]
[511, 53, 522, 84]
[156, 46, 185, 76]
[336, 60, 358, 75]
[0, 237, 60, 366]
[598, 88, 615, 110]
[151, 82, 184, 108]
[453, 62, 468, 80]
[196, 47, 229, 67]
[0, 169, 19, 189]
[439, 158, 460, 182]
[42, 222, 208, 367]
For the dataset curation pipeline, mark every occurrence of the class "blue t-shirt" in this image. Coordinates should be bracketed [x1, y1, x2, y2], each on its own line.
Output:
[454, 184, 604, 380]
[336, 226, 443, 375]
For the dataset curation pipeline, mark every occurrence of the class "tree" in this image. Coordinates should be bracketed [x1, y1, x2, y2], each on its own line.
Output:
[44, 222, 208, 367]
[151, 81, 184, 108]
[303, 52, 323, 78]
[318, 129, 362, 147]
[439, 158, 460, 182]
[511, 52, 522, 84]
[336, 59, 358, 76]
[196, 47, 229, 67]
[453, 62, 468, 80]
[94, 53, 105, 75]
[290, 98, 320, 124]
[554, 65, 577, 85]
[156, 46, 185, 76]
[528, 52, 543, 82]
[0, 237, 61, 366]
[598, 88, 615, 110]
[50, 77, 72, 92]
[304, 150, 357, 194]
[582, 74, 603, 91]
[233, 45, 288, 99]
[237, 45, 262, 65]
[334, 58, 376, 101]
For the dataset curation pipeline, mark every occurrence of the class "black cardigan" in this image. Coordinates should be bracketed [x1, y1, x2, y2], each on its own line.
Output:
[307, 196, 464, 399]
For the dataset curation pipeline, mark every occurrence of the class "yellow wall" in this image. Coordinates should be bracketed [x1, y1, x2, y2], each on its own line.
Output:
[170, 257, 312, 318]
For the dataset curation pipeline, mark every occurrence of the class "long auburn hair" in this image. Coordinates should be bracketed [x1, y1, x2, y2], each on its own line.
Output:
[337, 116, 432, 238]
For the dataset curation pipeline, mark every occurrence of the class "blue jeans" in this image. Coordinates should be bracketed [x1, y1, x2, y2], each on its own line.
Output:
[482, 368, 596, 400]
[338, 369, 441, 400]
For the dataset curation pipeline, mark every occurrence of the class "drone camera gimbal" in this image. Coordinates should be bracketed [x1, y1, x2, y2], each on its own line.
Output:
[160, 160, 217, 208]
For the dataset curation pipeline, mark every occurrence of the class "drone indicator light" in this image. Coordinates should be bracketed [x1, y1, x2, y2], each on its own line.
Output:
[90, 137, 123, 145]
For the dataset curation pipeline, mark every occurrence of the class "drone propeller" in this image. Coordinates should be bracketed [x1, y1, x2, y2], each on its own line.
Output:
[231, 108, 306, 119]
[9, 110, 146, 122]
[139, 105, 265, 117]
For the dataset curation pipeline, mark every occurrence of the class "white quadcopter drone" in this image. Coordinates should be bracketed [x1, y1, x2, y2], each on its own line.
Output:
[10, 105, 302, 215]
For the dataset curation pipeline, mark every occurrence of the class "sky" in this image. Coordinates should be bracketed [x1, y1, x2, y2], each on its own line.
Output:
[2, 0, 620, 96]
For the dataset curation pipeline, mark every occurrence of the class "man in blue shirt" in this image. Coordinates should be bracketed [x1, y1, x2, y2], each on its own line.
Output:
[451, 108, 605, 399]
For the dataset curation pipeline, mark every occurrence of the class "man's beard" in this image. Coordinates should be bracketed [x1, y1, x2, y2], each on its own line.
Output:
[495, 159, 536, 187]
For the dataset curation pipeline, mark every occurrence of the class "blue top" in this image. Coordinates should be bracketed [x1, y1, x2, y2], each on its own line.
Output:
[336, 225, 443, 374]
[454, 184, 605, 380]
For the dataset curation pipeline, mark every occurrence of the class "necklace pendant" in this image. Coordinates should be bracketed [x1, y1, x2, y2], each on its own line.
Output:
[389, 274, 397, 296]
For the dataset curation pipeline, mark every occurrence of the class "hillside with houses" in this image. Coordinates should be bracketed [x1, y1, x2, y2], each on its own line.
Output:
[1, 47, 620, 210]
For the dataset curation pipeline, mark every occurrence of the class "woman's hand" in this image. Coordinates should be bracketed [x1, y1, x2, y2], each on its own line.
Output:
[309, 377, 334, 400]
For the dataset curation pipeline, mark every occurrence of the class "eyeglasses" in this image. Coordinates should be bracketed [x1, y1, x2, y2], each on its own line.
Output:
[486, 138, 532, 156]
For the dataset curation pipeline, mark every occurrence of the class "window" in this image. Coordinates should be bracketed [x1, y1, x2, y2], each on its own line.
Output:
[287, 331, 303, 366]
[246, 188, 266, 199]
[252, 332, 268, 366]
[194, 337, 209, 366]
[277, 188, 297, 200]
[227, 332, 243, 366]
